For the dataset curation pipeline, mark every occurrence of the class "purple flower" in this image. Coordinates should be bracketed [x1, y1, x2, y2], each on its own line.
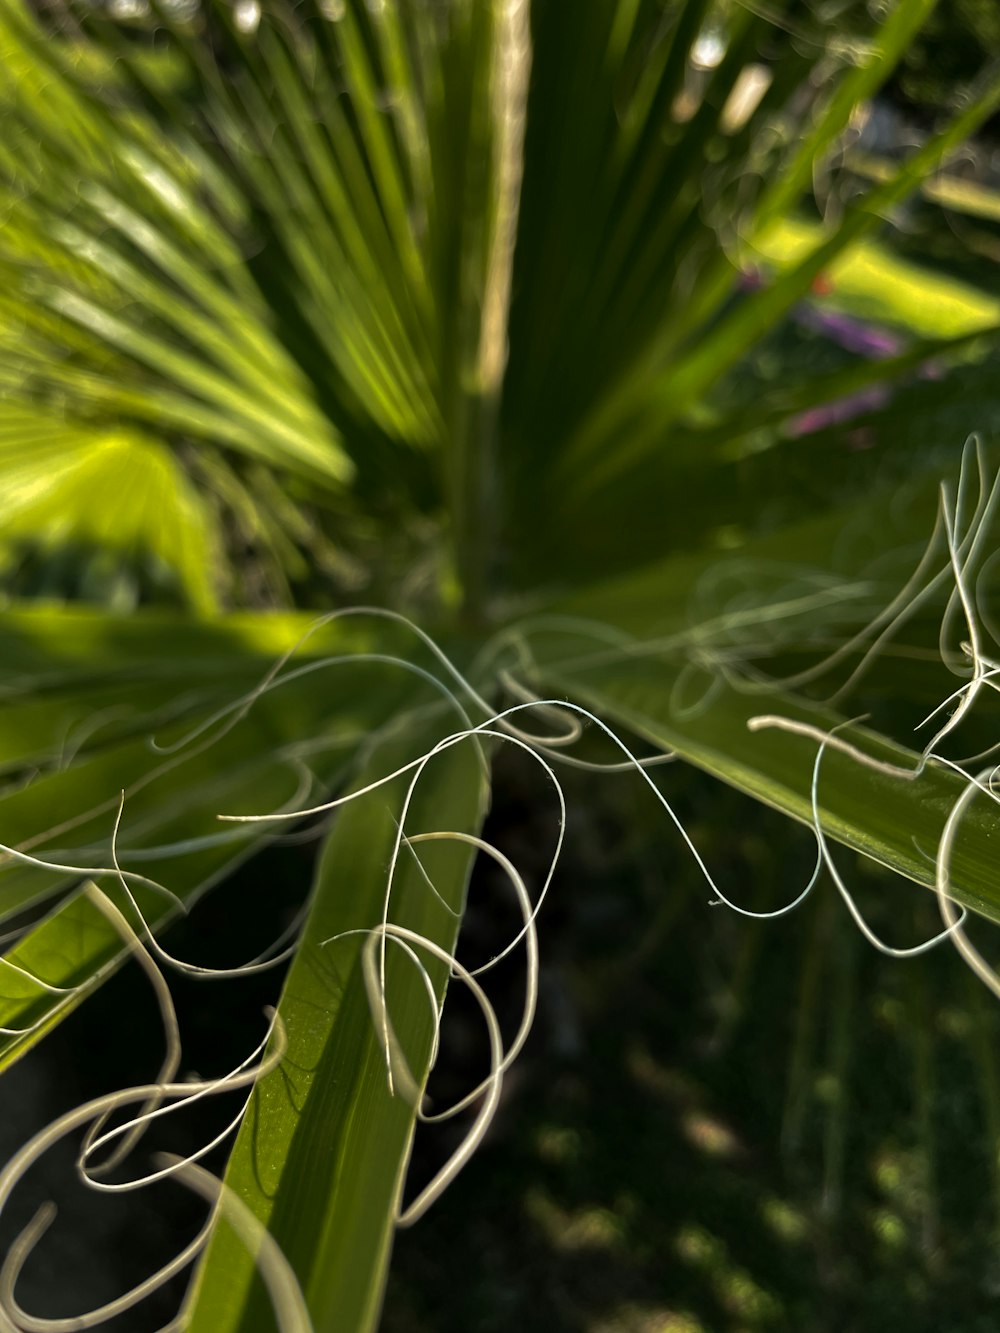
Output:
[794, 305, 904, 358]
[787, 385, 892, 437]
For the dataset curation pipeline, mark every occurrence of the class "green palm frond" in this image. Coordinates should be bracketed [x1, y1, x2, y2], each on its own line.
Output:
[3, 1, 1000, 1328]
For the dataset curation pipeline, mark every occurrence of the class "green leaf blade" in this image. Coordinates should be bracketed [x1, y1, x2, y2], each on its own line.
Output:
[0, 607, 441, 1069]
[536, 650, 1000, 926]
[186, 715, 489, 1332]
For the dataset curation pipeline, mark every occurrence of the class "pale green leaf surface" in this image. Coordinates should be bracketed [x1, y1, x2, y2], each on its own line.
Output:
[0, 412, 223, 613]
[0, 2, 353, 488]
[751, 217, 1000, 337]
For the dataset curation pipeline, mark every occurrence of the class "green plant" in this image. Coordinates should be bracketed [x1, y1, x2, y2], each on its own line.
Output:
[3, 0, 1000, 1328]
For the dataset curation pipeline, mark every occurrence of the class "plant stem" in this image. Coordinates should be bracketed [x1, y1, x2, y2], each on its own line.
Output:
[455, 0, 531, 622]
